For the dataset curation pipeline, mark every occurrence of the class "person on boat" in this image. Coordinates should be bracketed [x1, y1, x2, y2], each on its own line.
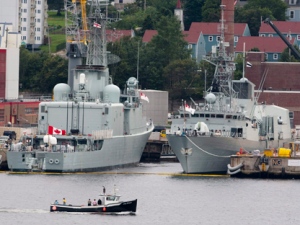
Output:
[88, 199, 91, 206]
[92, 199, 97, 206]
[63, 198, 66, 205]
[54, 200, 59, 205]
[103, 186, 106, 194]
[97, 199, 102, 205]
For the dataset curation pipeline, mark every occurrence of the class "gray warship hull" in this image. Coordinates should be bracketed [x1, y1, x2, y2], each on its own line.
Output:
[7, 130, 152, 172]
[167, 134, 290, 174]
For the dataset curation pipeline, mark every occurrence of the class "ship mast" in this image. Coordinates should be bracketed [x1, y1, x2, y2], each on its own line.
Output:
[203, 5, 236, 99]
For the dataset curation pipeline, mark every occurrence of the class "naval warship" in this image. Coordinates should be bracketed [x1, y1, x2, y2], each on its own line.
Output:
[7, 0, 153, 172]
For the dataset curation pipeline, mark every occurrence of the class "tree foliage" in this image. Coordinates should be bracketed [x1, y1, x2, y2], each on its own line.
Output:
[201, 0, 221, 22]
[280, 46, 300, 62]
[47, 0, 64, 16]
[19, 47, 68, 93]
[183, 0, 205, 30]
[235, 0, 287, 36]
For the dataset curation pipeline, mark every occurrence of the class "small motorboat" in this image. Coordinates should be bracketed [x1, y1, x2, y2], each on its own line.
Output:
[50, 186, 137, 213]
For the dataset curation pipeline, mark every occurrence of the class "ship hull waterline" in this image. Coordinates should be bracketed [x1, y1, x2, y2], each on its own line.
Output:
[167, 134, 290, 174]
[7, 131, 152, 172]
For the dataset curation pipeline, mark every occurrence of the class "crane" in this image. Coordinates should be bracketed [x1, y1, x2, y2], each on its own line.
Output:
[264, 18, 300, 60]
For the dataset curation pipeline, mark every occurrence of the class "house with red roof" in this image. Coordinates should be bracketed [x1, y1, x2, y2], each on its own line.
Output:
[189, 22, 250, 54]
[259, 20, 300, 49]
[235, 36, 297, 62]
[142, 30, 205, 63]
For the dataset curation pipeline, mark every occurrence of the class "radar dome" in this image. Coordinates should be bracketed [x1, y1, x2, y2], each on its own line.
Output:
[205, 93, 216, 104]
[53, 83, 71, 101]
[103, 84, 121, 103]
[240, 77, 248, 82]
[126, 77, 138, 88]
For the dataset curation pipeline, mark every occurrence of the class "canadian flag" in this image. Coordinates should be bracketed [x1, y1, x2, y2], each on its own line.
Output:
[140, 92, 149, 102]
[48, 125, 66, 135]
[185, 103, 195, 115]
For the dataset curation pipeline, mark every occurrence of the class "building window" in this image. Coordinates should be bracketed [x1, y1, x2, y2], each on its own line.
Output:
[234, 36, 238, 42]
[188, 44, 192, 49]
[25, 108, 38, 114]
[22, 0, 27, 3]
[208, 36, 213, 42]
[23, 18, 27, 22]
[260, 34, 265, 37]
[290, 10, 295, 19]
[289, 112, 294, 119]
[22, 27, 26, 31]
[22, 36, 26, 40]
[35, 27, 40, 31]
[0, 109, 4, 122]
[37, 19, 40, 22]
[297, 35, 300, 40]
[265, 53, 268, 60]
[268, 34, 273, 37]
[217, 36, 220, 42]
[273, 53, 278, 60]
[289, 0, 296, 5]
[37, 0, 41, 4]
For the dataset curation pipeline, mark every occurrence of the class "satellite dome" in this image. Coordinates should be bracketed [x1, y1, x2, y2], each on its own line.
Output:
[240, 77, 248, 82]
[53, 83, 71, 101]
[103, 84, 121, 103]
[205, 93, 216, 104]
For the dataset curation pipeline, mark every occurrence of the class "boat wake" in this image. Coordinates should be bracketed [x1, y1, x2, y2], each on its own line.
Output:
[0, 208, 48, 214]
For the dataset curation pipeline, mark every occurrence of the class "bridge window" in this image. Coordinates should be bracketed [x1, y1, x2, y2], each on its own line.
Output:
[216, 114, 224, 118]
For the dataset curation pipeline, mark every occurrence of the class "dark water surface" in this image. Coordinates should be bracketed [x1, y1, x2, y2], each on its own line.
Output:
[1, 162, 300, 225]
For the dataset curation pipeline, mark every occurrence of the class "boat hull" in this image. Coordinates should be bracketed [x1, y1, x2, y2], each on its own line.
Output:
[7, 131, 152, 172]
[50, 199, 137, 213]
[167, 134, 290, 174]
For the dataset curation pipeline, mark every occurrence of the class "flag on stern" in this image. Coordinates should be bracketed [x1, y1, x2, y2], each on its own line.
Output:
[185, 103, 195, 115]
[93, 22, 101, 28]
[140, 92, 149, 102]
[48, 125, 66, 135]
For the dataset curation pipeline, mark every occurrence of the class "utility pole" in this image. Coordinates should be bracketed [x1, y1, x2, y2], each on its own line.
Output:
[5, 28, 9, 48]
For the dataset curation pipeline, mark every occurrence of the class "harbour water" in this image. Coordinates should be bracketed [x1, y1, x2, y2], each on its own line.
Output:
[1, 162, 300, 225]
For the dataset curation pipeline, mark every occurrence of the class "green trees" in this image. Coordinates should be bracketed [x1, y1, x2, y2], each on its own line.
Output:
[235, 0, 287, 36]
[183, 0, 205, 30]
[109, 15, 191, 92]
[19, 47, 67, 93]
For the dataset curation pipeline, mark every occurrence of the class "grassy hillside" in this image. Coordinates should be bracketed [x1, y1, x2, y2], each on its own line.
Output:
[40, 11, 66, 53]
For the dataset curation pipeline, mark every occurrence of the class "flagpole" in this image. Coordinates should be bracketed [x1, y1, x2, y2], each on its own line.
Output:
[242, 42, 245, 79]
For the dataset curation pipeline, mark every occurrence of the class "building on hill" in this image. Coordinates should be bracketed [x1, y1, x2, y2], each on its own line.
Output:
[189, 22, 251, 54]
[0, 0, 48, 49]
[284, 0, 300, 21]
[245, 51, 300, 127]
[174, 0, 184, 31]
[235, 36, 297, 62]
[0, 22, 21, 100]
[259, 20, 300, 48]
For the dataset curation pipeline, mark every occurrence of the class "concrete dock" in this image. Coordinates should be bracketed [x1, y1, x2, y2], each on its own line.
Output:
[228, 142, 300, 178]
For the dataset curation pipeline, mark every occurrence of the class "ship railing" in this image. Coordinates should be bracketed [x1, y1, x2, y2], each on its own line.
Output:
[176, 130, 236, 138]
[92, 129, 113, 139]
